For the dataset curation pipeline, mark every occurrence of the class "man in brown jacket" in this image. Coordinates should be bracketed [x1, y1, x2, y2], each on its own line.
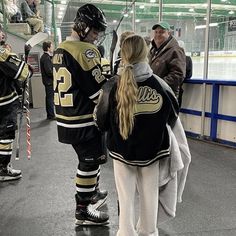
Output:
[149, 21, 186, 99]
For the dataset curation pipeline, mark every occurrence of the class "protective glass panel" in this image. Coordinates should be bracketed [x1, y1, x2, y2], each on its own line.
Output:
[208, 0, 236, 81]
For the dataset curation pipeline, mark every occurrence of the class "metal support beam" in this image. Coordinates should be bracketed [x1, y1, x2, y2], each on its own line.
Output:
[132, 2, 136, 32]
[159, 0, 163, 22]
[200, 0, 211, 137]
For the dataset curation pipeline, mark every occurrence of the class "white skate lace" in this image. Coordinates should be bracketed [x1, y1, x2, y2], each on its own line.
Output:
[7, 163, 13, 173]
[87, 205, 100, 218]
[6, 163, 20, 175]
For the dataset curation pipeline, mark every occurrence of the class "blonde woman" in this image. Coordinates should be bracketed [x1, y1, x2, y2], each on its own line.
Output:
[94, 34, 179, 235]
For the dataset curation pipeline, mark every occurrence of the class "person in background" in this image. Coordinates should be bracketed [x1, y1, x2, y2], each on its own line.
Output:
[97, 45, 110, 75]
[144, 35, 151, 48]
[0, 24, 32, 181]
[4, 0, 22, 23]
[177, 40, 193, 107]
[149, 21, 186, 99]
[53, 4, 109, 226]
[113, 30, 134, 75]
[40, 41, 55, 120]
[94, 34, 179, 236]
[31, 0, 42, 18]
[21, 0, 44, 34]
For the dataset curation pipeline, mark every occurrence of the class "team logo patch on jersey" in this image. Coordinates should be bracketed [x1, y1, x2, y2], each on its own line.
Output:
[85, 49, 96, 59]
[0, 48, 6, 54]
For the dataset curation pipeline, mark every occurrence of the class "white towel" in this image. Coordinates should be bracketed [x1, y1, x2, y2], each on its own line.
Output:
[158, 117, 191, 225]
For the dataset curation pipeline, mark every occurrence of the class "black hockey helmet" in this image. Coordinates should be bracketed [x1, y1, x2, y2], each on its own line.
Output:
[73, 4, 107, 40]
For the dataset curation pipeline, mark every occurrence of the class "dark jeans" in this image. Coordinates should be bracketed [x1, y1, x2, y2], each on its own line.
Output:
[44, 84, 55, 118]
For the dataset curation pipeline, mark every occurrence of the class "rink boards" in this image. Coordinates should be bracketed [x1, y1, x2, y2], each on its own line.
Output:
[181, 79, 236, 147]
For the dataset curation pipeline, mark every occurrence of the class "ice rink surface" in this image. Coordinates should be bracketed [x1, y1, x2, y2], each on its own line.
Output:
[192, 56, 236, 81]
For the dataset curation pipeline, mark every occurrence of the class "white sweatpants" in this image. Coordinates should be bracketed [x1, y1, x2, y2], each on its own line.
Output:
[113, 160, 159, 236]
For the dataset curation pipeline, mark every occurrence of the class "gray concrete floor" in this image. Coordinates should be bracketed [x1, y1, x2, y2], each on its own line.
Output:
[1, 108, 236, 236]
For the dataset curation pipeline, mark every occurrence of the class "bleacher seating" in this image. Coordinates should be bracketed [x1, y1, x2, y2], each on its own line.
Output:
[6, 22, 31, 35]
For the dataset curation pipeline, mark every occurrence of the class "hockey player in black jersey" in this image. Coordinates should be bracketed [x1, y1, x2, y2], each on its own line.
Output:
[0, 24, 32, 181]
[53, 4, 109, 225]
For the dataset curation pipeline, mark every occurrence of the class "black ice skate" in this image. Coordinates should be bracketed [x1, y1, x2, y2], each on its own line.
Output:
[0, 163, 22, 181]
[90, 189, 108, 210]
[75, 204, 109, 226]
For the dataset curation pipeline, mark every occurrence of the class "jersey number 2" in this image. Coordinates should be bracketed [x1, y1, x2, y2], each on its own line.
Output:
[53, 67, 73, 107]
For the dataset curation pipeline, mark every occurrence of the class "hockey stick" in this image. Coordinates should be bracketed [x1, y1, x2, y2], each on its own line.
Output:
[15, 32, 48, 160]
[109, 0, 137, 76]
[109, 30, 118, 75]
[15, 88, 25, 159]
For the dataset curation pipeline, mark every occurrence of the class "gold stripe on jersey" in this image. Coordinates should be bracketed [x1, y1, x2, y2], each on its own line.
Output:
[58, 41, 100, 71]
[56, 113, 93, 121]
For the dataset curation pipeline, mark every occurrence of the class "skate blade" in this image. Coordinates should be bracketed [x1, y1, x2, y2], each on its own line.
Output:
[0, 175, 22, 182]
[75, 219, 109, 226]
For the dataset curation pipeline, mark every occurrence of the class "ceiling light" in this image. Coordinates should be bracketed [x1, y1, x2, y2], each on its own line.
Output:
[229, 10, 234, 14]
[124, 13, 129, 17]
[177, 12, 182, 16]
[195, 25, 206, 29]
[195, 22, 218, 29]
[210, 23, 218, 27]
[139, 5, 145, 9]
[150, 0, 156, 2]
[135, 19, 140, 22]
[221, 0, 227, 2]
[113, 20, 117, 23]
[60, 0, 66, 4]
[189, 8, 195, 12]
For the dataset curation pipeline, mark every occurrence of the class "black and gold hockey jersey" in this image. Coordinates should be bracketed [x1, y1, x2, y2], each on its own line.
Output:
[0, 47, 31, 107]
[53, 38, 107, 144]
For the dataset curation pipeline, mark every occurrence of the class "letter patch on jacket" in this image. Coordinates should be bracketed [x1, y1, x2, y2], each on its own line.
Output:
[135, 86, 163, 115]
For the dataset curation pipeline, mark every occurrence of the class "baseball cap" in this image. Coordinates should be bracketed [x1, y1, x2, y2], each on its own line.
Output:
[152, 21, 170, 30]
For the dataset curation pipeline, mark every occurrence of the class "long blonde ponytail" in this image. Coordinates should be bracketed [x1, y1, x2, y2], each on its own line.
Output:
[116, 35, 148, 140]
